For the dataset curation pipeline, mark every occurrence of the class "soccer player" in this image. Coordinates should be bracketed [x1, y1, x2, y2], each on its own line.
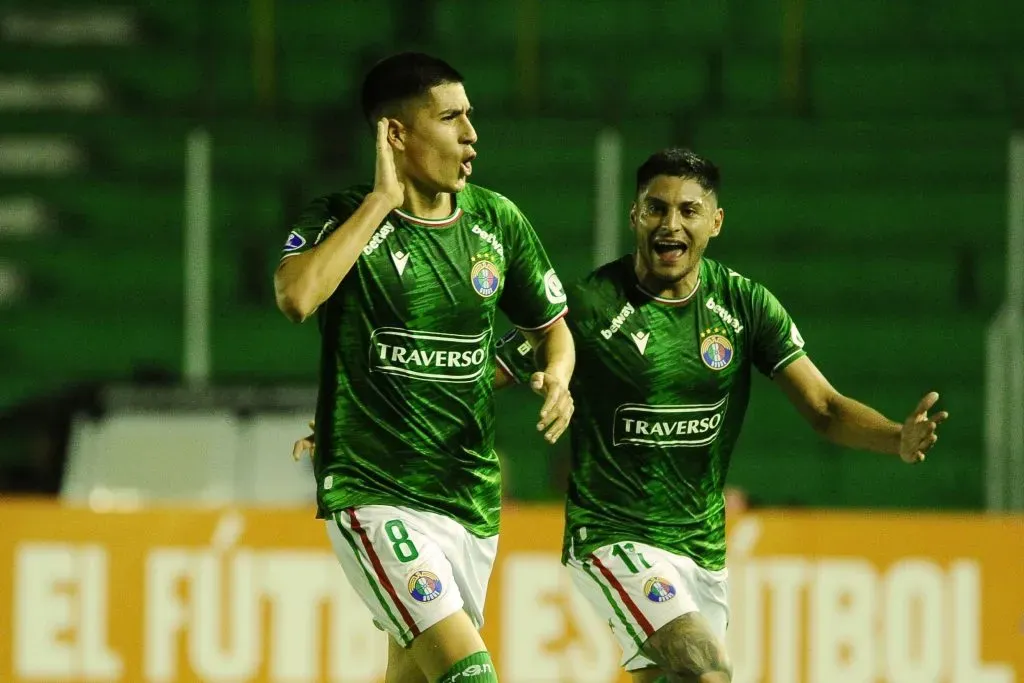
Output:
[274, 53, 575, 683]
[493, 148, 948, 683]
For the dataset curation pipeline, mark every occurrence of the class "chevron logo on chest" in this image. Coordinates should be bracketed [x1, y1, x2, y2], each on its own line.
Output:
[390, 249, 409, 276]
[630, 330, 650, 356]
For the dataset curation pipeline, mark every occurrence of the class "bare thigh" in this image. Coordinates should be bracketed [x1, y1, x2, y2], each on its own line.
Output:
[385, 636, 426, 683]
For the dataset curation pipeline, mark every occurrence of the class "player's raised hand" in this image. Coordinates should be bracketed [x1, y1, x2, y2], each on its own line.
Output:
[530, 371, 574, 444]
[292, 420, 315, 462]
[899, 392, 949, 463]
[374, 118, 405, 209]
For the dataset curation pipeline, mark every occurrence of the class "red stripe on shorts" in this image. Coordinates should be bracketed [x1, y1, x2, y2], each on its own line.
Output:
[591, 554, 656, 637]
[347, 508, 421, 638]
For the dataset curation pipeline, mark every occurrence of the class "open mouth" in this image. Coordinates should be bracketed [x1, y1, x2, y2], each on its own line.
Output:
[652, 239, 688, 263]
[460, 151, 476, 176]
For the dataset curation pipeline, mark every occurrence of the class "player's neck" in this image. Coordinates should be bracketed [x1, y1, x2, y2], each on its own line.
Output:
[400, 185, 456, 221]
[635, 261, 702, 303]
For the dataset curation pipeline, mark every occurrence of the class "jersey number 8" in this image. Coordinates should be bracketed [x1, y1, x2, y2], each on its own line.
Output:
[384, 520, 420, 562]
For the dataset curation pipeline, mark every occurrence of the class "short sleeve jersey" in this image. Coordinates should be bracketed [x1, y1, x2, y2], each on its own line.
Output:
[496, 255, 805, 568]
[282, 184, 568, 537]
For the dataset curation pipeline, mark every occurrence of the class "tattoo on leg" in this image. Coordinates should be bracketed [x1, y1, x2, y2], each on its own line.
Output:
[641, 613, 731, 681]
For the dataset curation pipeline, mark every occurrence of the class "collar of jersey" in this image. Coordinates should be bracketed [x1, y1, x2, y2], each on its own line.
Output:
[636, 277, 702, 306]
[393, 205, 463, 228]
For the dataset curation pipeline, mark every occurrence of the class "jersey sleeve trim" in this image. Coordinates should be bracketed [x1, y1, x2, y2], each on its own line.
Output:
[770, 348, 807, 378]
[279, 251, 302, 261]
[513, 306, 569, 332]
[494, 354, 520, 384]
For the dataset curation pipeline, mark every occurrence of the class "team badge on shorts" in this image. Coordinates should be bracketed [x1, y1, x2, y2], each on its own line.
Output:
[471, 260, 500, 297]
[700, 329, 734, 371]
[644, 577, 677, 603]
[408, 570, 444, 602]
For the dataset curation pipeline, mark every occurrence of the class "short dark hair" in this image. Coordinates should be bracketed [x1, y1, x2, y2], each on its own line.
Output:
[360, 52, 464, 124]
[635, 148, 720, 197]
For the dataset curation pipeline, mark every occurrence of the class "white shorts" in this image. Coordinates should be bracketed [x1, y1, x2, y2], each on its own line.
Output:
[567, 541, 729, 671]
[325, 505, 499, 647]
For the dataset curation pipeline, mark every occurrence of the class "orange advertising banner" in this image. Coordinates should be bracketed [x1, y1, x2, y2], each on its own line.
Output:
[0, 500, 1021, 683]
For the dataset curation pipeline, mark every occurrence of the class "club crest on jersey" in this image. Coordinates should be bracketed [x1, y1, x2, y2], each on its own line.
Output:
[644, 577, 677, 603]
[408, 570, 444, 602]
[700, 327, 734, 371]
[283, 231, 306, 252]
[471, 259, 500, 298]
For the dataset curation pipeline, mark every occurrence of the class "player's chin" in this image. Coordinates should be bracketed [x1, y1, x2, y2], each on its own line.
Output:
[648, 260, 688, 283]
[447, 175, 468, 193]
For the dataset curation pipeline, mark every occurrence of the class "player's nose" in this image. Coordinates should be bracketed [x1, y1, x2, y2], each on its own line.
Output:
[461, 119, 478, 145]
[662, 207, 683, 228]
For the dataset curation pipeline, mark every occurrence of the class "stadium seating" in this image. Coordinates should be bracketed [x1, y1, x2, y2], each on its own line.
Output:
[1, 0, 1019, 507]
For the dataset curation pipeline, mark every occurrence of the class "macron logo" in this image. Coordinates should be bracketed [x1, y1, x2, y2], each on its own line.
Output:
[390, 250, 409, 276]
[631, 330, 650, 356]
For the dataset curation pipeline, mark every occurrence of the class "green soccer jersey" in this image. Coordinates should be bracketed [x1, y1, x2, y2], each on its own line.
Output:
[495, 255, 805, 569]
[282, 184, 568, 537]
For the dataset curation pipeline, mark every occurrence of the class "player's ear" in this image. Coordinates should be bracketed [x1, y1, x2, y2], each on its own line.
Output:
[387, 117, 406, 151]
[710, 207, 724, 238]
[628, 202, 638, 229]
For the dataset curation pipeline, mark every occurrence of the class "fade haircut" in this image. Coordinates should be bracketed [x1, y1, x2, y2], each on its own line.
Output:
[635, 148, 721, 198]
[360, 52, 464, 125]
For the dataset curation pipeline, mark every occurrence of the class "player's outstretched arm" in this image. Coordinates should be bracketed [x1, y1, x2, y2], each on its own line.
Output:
[274, 119, 404, 322]
[522, 319, 576, 444]
[774, 356, 948, 463]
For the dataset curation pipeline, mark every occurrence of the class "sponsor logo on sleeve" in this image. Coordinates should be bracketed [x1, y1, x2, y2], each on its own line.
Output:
[543, 269, 566, 304]
[283, 231, 306, 252]
[790, 322, 805, 348]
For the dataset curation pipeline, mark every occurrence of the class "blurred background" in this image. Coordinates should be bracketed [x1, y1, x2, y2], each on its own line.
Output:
[0, 1, 1022, 681]
[2, 0, 1021, 508]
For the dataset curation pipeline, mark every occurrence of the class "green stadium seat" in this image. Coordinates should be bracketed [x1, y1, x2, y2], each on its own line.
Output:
[713, 188, 1005, 249]
[2, 237, 254, 312]
[536, 0, 726, 48]
[620, 59, 710, 114]
[433, 0, 519, 53]
[804, 0, 1022, 50]
[5, 308, 181, 378]
[0, 113, 315, 179]
[0, 45, 201, 107]
[275, 0, 395, 45]
[696, 115, 1010, 150]
[811, 52, 1008, 116]
[721, 51, 784, 113]
[1, 178, 286, 246]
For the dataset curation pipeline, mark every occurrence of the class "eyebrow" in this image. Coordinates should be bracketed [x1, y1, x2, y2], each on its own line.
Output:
[439, 106, 473, 117]
[646, 196, 707, 209]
